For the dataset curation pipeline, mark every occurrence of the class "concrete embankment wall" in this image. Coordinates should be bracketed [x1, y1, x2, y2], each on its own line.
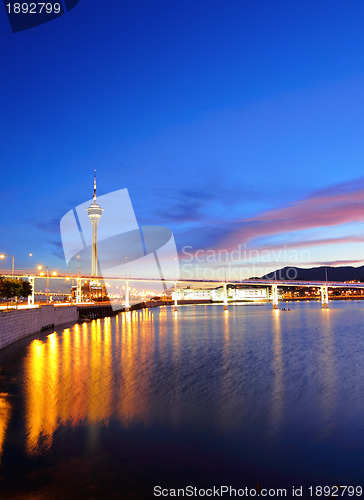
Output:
[76, 301, 167, 319]
[0, 305, 78, 350]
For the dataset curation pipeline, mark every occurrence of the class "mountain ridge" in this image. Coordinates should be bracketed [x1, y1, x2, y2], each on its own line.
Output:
[258, 265, 364, 282]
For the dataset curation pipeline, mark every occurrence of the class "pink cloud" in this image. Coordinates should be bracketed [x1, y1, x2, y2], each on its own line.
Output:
[249, 235, 364, 252]
[221, 182, 364, 250]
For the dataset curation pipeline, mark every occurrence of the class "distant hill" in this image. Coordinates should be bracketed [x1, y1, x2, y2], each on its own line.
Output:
[258, 265, 364, 282]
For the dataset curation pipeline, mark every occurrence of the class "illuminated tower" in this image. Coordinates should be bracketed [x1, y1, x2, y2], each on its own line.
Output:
[86, 172, 103, 276]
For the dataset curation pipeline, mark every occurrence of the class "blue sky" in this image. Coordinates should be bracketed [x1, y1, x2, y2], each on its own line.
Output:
[1, 0, 364, 278]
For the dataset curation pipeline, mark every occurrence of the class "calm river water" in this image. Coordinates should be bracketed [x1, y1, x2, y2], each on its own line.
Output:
[0, 302, 364, 499]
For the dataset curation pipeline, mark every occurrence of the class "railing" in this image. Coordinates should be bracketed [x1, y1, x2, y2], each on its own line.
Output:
[1, 269, 364, 289]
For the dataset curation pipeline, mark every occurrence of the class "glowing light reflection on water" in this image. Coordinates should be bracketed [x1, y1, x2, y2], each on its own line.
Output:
[0, 302, 364, 498]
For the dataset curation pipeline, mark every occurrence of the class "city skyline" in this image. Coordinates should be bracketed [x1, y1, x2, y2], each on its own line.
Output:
[2, 1, 364, 277]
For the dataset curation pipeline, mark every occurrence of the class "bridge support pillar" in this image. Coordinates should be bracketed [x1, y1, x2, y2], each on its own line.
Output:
[174, 281, 178, 312]
[76, 278, 82, 304]
[271, 284, 279, 309]
[125, 280, 130, 312]
[223, 282, 228, 311]
[28, 276, 35, 306]
[321, 285, 329, 308]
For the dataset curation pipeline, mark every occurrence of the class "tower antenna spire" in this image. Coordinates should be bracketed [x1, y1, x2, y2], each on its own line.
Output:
[87, 170, 103, 277]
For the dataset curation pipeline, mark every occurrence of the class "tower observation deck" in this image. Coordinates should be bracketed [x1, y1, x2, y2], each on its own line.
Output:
[86, 172, 103, 277]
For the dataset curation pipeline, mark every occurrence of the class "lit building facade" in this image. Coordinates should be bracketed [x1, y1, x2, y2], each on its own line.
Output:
[172, 286, 272, 302]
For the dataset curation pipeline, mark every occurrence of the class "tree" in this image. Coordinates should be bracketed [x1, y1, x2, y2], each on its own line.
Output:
[0, 278, 21, 308]
[0, 277, 32, 308]
[20, 279, 32, 299]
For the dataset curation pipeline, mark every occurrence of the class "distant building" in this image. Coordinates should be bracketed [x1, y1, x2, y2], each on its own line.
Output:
[71, 279, 107, 302]
[230, 287, 269, 301]
[172, 286, 272, 302]
[173, 289, 212, 301]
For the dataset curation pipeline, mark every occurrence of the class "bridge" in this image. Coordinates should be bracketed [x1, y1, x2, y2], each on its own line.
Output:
[2, 269, 364, 310]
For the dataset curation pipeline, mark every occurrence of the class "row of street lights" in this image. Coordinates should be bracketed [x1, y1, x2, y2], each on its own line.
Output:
[1, 253, 34, 276]
[1, 253, 149, 305]
[0, 255, 58, 304]
[0, 254, 58, 276]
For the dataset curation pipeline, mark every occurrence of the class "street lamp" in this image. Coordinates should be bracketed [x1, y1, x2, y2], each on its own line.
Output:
[0, 254, 14, 276]
[37, 265, 56, 303]
[28, 253, 33, 274]
[46, 268, 50, 303]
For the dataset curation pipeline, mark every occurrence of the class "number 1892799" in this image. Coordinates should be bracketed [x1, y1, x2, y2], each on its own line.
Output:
[6, 3, 61, 14]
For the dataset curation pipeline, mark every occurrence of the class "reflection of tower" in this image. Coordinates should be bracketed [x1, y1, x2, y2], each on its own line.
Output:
[86, 172, 103, 276]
